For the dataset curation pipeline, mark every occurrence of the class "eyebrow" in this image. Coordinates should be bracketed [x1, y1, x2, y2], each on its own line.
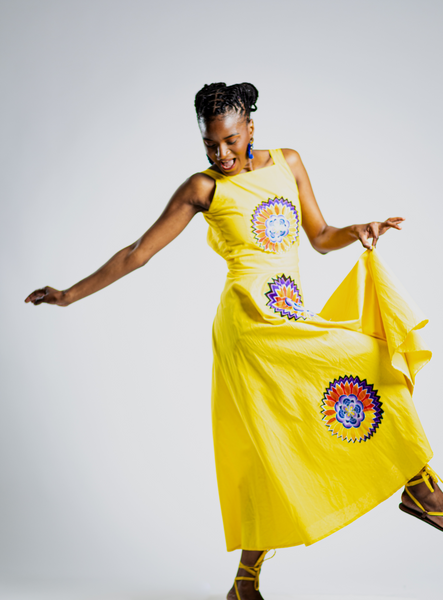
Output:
[203, 133, 240, 141]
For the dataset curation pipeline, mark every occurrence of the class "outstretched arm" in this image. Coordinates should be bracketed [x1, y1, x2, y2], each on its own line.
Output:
[282, 148, 404, 254]
[25, 174, 215, 306]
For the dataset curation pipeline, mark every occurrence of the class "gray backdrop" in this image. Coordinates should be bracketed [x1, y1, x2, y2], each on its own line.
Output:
[1, 0, 442, 598]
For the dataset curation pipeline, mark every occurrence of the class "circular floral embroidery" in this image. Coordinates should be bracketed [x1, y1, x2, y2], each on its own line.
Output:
[321, 376, 383, 443]
[265, 275, 314, 321]
[251, 198, 299, 252]
[335, 395, 365, 429]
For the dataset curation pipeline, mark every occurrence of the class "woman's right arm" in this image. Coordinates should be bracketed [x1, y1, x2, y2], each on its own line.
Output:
[25, 174, 215, 307]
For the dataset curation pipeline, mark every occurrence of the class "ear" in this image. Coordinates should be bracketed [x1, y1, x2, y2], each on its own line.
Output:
[248, 118, 255, 138]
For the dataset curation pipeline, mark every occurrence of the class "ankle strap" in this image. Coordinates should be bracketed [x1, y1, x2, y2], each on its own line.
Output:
[406, 464, 443, 493]
[235, 550, 276, 592]
[405, 464, 443, 516]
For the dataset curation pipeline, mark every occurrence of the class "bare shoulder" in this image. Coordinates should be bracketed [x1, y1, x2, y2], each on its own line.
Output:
[281, 148, 310, 184]
[281, 148, 302, 169]
[177, 172, 216, 211]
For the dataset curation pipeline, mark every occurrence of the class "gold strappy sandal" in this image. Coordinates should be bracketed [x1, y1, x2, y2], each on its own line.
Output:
[234, 550, 275, 600]
[399, 464, 443, 531]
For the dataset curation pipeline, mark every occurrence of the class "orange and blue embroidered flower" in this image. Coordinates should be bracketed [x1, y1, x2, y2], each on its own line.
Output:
[265, 275, 314, 321]
[251, 198, 299, 252]
[321, 376, 383, 443]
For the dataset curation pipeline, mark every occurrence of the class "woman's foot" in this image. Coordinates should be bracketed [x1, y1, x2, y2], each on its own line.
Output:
[400, 469, 443, 529]
[226, 550, 266, 600]
[227, 581, 264, 600]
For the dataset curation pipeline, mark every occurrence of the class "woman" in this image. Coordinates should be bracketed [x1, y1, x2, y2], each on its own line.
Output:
[25, 82, 443, 600]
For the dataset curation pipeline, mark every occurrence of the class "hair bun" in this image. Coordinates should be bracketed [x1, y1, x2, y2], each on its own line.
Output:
[240, 82, 259, 113]
[195, 82, 259, 120]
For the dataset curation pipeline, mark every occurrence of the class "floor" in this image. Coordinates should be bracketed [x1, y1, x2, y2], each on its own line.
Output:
[0, 588, 418, 600]
[208, 596, 416, 600]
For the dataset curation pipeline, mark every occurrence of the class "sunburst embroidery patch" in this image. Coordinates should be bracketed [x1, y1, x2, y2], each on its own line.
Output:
[321, 376, 383, 443]
[251, 197, 299, 252]
[265, 274, 314, 321]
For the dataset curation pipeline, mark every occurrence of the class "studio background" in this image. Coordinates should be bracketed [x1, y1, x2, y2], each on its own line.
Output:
[1, 0, 442, 598]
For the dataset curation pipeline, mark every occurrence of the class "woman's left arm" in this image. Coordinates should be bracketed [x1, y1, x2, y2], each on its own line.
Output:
[282, 148, 404, 254]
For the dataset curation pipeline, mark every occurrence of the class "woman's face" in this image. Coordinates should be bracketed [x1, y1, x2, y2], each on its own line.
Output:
[199, 111, 254, 176]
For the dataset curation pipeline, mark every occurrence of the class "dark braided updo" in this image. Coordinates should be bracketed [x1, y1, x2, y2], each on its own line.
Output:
[195, 82, 259, 122]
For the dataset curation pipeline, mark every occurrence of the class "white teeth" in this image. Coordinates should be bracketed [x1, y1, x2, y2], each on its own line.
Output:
[221, 159, 235, 169]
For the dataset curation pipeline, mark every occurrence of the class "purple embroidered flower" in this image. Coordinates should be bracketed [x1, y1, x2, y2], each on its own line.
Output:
[265, 275, 314, 321]
[335, 394, 365, 429]
[320, 375, 383, 443]
[251, 198, 299, 252]
[265, 213, 290, 244]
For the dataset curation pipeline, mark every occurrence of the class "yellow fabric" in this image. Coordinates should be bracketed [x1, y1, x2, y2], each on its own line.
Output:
[202, 148, 433, 551]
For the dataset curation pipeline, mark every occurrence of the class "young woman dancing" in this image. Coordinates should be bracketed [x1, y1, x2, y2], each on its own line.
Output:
[26, 82, 443, 600]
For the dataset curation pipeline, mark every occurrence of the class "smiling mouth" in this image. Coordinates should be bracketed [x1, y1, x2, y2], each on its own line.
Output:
[219, 158, 236, 171]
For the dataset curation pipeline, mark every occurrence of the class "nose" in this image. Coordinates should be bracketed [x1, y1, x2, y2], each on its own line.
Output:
[215, 143, 231, 160]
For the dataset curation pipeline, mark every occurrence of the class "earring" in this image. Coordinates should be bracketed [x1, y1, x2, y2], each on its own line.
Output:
[247, 138, 254, 160]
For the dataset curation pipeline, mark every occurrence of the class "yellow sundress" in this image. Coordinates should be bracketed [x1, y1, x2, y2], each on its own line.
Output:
[201, 148, 433, 551]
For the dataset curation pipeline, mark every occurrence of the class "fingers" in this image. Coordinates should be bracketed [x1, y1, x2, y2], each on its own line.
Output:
[362, 217, 405, 249]
[384, 216, 405, 230]
[34, 297, 48, 305]
[24, 287, 48, 304]
[359, 230, 373, 250]
[357, 216, 406, 252]
[361, 223, 379, 249]
[378, 216, 406, 237]
[369, 222, 379, 248]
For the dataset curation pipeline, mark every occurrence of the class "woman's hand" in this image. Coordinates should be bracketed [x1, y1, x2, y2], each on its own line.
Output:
[354, 217, 405, 250]
[25, 286, 70, 306]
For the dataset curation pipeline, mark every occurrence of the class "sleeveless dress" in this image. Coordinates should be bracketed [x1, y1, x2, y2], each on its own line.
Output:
[201, 148, 433, 551]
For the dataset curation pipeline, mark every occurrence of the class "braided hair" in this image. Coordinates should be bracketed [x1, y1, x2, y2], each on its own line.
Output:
[195, 82, 259, 122]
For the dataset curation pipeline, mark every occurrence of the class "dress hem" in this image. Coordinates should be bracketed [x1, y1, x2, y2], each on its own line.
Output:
[225, 455, 434, 552]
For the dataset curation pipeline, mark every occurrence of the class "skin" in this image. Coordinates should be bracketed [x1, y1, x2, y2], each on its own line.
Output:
[25, 109, 443, 600]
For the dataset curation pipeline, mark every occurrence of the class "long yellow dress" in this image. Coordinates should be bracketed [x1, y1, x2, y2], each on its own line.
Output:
[202, 148, 433, 551]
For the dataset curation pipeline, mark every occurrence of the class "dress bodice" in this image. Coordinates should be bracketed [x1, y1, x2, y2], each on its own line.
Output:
[202, 149, 302, 277]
